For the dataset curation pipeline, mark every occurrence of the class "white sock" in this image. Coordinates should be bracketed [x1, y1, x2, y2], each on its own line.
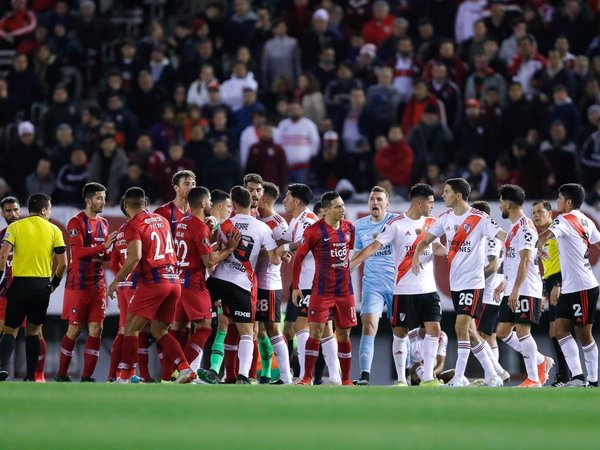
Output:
[421, 334, 439, 382]
[491, 345, 499, 361]
[535, 351, 545, 365]
[455, 340, 471, 379]
[237, 335, 253, 378]
[472, 342, 496, 379]
[518, 334, 540, 382]
[583, 341, 598, 383]
[296, 330, 309, 379]
[392, 335, 408, 382]
[501, 331, 522, 354]
[270, 334, 292, 384]
[558, 335, 583, 377]
[321, 336, 340, 383]
[483, 341, 505, 375]
[190, 348, 203, 372]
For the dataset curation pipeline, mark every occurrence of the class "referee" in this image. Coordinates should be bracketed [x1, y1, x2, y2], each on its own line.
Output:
[0, 194, 67, 381]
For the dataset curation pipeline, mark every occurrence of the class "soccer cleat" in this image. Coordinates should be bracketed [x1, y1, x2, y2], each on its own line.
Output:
[113, 377, 130, 384]
[259, 376, 271, 384]
[270, 379, 285, 385]
[538, 356, 554, 385]
[499, 371, 511, 384]
[23, 377, 35, 382]
[313, 378, 323, 385]
[160, 380, 173, 384]
[341, 380, 354, 386]
[518, 378, 542, 388]
[470, 378, 485, 386]
[170, 369, 180, 381]
[175, 368, 196, 384]
[420, 379, 443, 387]
[0, 369, 8, 381]
[551, 380, 567, 387]
[353, 378, 369, 386]
[106, 377, 116, 383]
[444, 377, 465, 387]
[392, 380, 408, 387]
[295, 377, 312, 385]
[80, 377, 96, 383]
[141, 377, 157, 383]
[322, 379, 342, 386]
[54, 375, 72, 382]
[248, 378, 258, 385]
[484, 375, 503, 387]
[130, 375, 142, 384]
[236, 375, 251, 385]
[565, 377, 588, 387]
[34, 372, 45, 383]
[588, 381, 599, 387]
[197, 368, 221, 385]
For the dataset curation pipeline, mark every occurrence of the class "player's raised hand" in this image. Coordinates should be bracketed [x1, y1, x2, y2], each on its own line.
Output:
[105, 231, 118, 249]
[225, 230, 241, 250]
[282, 252, 292, 263]
[292, 289, 303, 306]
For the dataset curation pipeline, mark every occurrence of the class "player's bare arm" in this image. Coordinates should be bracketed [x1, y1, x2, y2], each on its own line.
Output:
[494, 280, 506, 302]
[508, 249, 531, 311]
[350, 240, 382, 271]
[536, 228, 555, 249]
[495, 229, 507, 242]
[0, 240, 11, 272]
[107, 239, 141, 299]
[267, 248, 281, 265]
[51, 249, 68, 293]
[484, 255, 499, 279]
[104, 231, 118, 249]
[202, 231, 241, 269]
[432, 242, 447, 257]
[411, 232, 436, 275]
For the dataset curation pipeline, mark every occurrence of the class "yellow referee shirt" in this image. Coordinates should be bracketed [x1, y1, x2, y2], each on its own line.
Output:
[3, 216, 66, 278]
[541, 236, 560, 280]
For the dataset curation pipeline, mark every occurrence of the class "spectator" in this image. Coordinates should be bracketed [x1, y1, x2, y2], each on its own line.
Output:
[499, 17, 528, 63]
[203, 139, 242, 192]
[44, 84, 78, 146]
[374, 126, 414, 194]
[362, 0, 394, 47]
[261, 19, 301, 93]
[494, 155, 521, 191]
[392, 36, 420, 103]
[220, 61, 258, 112]
[454, 0, 486, 44]
[201, 81, 233, 124]
[313, 130, 346, 191]
[225, 0, 257, 54]
[579, 77, 600, 121]
[138, 21, 167, 65]
[148, 104, 182, 155]
[171, 19, 197, 70]
[459, 19, 488, 67]
[0, 0, 37, 52]
[500, 81, 540, 151]
[483, 37, 507, 75]
[119, 161, 155, 202]
[585, 180, 600, 211]
[462, 156, 494, 200]
[49, 123, 75, 175]
[47, 21, 84, 68]
[577, 104, 600, 148]
[158, 143, 196, 201]
[182, 104, 208, 144]
[246, 123, 288, 190]
[73, 0, 114, 80]
[55, 147, 89, 205]
[554, 35, 577, 70]
[553, 0, 595, 55]
[455, 99, 495, 168]
[103, 93, 139, 151]
[250, 5, 273, 61]
[401, 79, 446, 136]
[310, 46, 338, 95]
[424, 39, 468, 89]
[32, 43, 61, 91]
[277, 101, 320, 184]
[206, 108, 237, 150]
[98, 69, 126, 110]
[419, 163, 446, 199]
[239, 110, 267, 169]
[186, 64, 217, 107]
[353, 43, 381, 90]
[325, 61, 363, 129]
[128, 133, 165, 181]
[184, 125, 212, 178]
[414, 17, 441, 65]
[234, 87, 266, 135]
[510, 137, 553, 199]
[378, 17, 410, 63]
[0, 77, 17, 127]
[363, 67, 400, 142]
[341, 87, 369, 154]
[127, 70, 169, 130]
[580, 118, 600, 188]
[87, 133, 128, 205]
[74, 105, 102, 154]
[6, 53, 45, 117]
[540, 120, 581, 189]
[429, 62, 462, 130]
[295, 73, 325, 125]
[148, 44, 177, 94]
[26, 157, 55, 198]
[508, 35, 547, 98]
[545, 84, 580, 140]
[464, 54, 507, 106]
[483, 0, 513, 44]
[301, 9, 340, 70]
[535, 49, 576, 101]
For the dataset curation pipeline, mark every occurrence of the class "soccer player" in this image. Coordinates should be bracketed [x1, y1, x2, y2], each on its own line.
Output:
[293, 191, 357, 386]
[351, 184, 444, 387]
[472, 201, 510, 383]
[204, 186, 281, 384]
[493, 185, 551, 387]
[412, 178, 506, 387]
[532, 200, 570, 386]
[175, 186, 239, 373]
[408, 327, 450, 385]
[537, 184, 600, 387]
[351, 186, 396, 386]
[108, 187, 195, 384]
[0, 197, 48, 382]
[255, 182, 293, 384]
[56, 183, 117, 382]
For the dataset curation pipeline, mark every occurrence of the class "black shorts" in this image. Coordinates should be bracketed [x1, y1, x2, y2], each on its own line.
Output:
[255, 289, 282, 323]
[5, 277, 51, 328]
[498, 296, 542, 325]
[555, 286, 599, 327]
[547, 302, 557, 322]
[284, 288, 312, 322]
[476, 303, 500, 335]
[390, 292, 442, 328]
[207, 277, 253, 323]
[451, 289, 484, 319]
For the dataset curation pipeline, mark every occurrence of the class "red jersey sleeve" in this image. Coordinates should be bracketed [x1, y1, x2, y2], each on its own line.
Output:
[194, 223, 213, 256]
[123, 222, 141, 243]
[348, 222, 355, 250]
[68, 216, 105, 260]
[292, 225, 317, 289]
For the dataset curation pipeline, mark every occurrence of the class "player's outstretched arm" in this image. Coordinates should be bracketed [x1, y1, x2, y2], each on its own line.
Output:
[267, 249, 282, 265]
[483, 255, 499, 279]
[204, 231, 241, 269]
[51, 248, 68, 293]
[350, 240, 382, 271]
[536, 228, 555, 249]
[411, 233, 436, 275]
[108, 240, 141, 298]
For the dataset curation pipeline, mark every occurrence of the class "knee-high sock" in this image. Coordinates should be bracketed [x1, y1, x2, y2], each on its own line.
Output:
[82, 336, 101, 379]
[583, 341, 598, 383]
[157, 333, 190, 372]
[108, 334, 124, 379]
[184, 328, 212, 372]
[210, 329, 227, 373]
[118, 336, 139, 380]
[249, 339, 259, 379]
[302, 337, 320, 381]
[25, 335, 40, 380]
[57, 335, 76, 377]
[270, 334, 291, 383]
[258, 335, 273, 379]
[491, 345, 499, 361]
[295, 330, 309, 379]
[314, 347, 326, 380]
[358, 335, 375, 374]
[519, 334, 540, 382]
[558, 335, 583, 377]
[472, 342, 496, 379]
[237, 335, 254, 378]
[338, 340, 352, 382]
[501, 331, 522, 354]
[224, 324, 239, 381]
[156, 342, 172, 381]
[321, 335, 340, 383]
[422, 334, 439, 382]
[0, 334, 15, 369]
[552, 337, 571, 380]
[137, 332, 152, 380]
[392, 335, 408, 382]
[454, 340, 471, 380]
[483, 340, 505, 376]
[35, 335, 46, 376]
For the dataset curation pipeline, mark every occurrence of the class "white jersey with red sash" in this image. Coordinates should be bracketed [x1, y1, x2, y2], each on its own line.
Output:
[281, 208, 318, 290]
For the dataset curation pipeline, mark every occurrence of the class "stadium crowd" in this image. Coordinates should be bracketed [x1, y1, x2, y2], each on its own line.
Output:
[0, 0, 599, 206]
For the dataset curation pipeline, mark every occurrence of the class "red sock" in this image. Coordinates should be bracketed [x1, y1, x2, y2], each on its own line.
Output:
[182, 328, 191, 349]
[303, 337, 320, 381]
[184, 328, 212, 365]
[108, 334, 124, 379]
[35, 336, 46, 375]
[170, 329, 186, 348]
[338, 340, 352, 382]
[224, 324, 239, 381]
[57, 335, 76, 377]
[137, 332, 152, 380]
[249, 339, 259, 379]
[119, 336, 139, 380]
[156, 342, 172, 381]
[158, 333, 190, 372]
[82, 336, 101, 379]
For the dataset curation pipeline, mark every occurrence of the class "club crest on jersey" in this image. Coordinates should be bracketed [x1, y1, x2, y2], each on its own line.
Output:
[416, 228, 422, 235]
[454, 225, 459, 232]
[398, 313, 406, 322]
[463, 224, 471, 233]
[70, 229, 78, 237]
[345, 233, 351, 241]
[202, 238, 210, 246]
[372, 233, 378, 240]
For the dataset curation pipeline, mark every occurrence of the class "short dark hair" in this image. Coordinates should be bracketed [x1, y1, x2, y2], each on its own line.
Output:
[0, 196, 19, 209]
[28, 193, 51, 214]
[471, 200, 491, 215]
[211, 189, 229, 205]
[262, 182, 280, 202]
[119, 196, 127, 216]
[243, 173, 264, 186]
[321, 191, 341, 209]
[371, 186, 389, 199]
[499, 184, 526, 206]
[288, 183, 313, 205]
[445, 178, 471, 200]
[123, 187, 146, 209]
[313, 201, 323, 215]
[230, 186, 251, 209]
[187, 186, 211, 209]
[172, 170, 196, 186]
[559, 183, 585, 209]
[409, 183, 434, 200]
[82, 182, 106, 200]
[532, 200, 552, 211]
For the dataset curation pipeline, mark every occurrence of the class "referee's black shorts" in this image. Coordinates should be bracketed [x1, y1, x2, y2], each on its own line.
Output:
[5, 277, 51, 328]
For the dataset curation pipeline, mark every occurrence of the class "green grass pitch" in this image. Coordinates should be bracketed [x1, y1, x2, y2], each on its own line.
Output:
[2, 384, 599, 449]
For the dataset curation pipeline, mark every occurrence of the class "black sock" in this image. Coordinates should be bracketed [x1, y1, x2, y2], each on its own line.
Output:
[25, 335, 40, 380]
[314, 347, 325, 380]
[0, 334, 15, 369]
[552, 337, 571, 381]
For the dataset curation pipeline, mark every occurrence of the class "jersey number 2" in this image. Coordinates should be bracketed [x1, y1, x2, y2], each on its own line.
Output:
[151, 231, 174, 260]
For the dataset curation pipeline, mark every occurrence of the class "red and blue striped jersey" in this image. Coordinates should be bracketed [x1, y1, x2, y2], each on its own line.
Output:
[175, 215, 212, 290]
[292, 218, 355, 297]
[154, 201, 190, 234]
[110, 222, 139, 291]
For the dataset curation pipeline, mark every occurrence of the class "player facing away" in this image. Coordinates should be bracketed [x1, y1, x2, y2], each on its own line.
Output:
[493, 185, 552, 387]
[532, 200, 570, 386]
[293, 191, 357, 386]
[537, 184, 600, 387]
[412, 178, 506, 387]
[0, 197, 47, 382]
[205, 186, 281, 384]
[56, 183, 117, 382]
[351, 186, 397, 386]
[351, 184, 446, 386]
[471, 201, 510, 384]
[108, 187, 196, 384]
[255, 182, 293, 384]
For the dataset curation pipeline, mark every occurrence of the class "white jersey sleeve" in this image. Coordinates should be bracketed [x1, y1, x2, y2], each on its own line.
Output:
[483, 238, 502, 305]
[289, 208, 318, 290]
[503, 217, 542, 298]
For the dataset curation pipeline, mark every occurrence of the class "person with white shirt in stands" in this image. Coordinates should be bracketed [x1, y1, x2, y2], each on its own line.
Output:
[455, 0, 487, 44]
[239, 110, 281, 170]
[220, 61, 258, 112]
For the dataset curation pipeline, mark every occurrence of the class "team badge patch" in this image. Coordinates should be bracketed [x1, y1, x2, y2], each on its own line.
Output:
[372, 233, 378, 240]
[70, 229, 78, 237]
[202, 238, 210, 246]
[454, 225, 459, 232]
[416, 228, 421, 235]
[463, 224, 471, 233]
[398, 313, 406, 322]
[345, 234, 351, 240]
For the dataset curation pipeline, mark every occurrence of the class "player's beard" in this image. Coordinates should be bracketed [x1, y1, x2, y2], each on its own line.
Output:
[501, 210, 509, 219]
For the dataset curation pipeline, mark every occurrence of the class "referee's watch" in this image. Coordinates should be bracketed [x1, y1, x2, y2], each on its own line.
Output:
[51, 275, 62, 288]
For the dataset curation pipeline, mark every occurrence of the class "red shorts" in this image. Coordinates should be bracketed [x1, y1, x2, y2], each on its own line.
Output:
[62, 287, 107, 325]
[117, 288, 135, 328]
[128, 281, 181, 324]
[308, 294, 357, 328]
[0, 296, 6, 321]
[175, 287, 212, 323]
